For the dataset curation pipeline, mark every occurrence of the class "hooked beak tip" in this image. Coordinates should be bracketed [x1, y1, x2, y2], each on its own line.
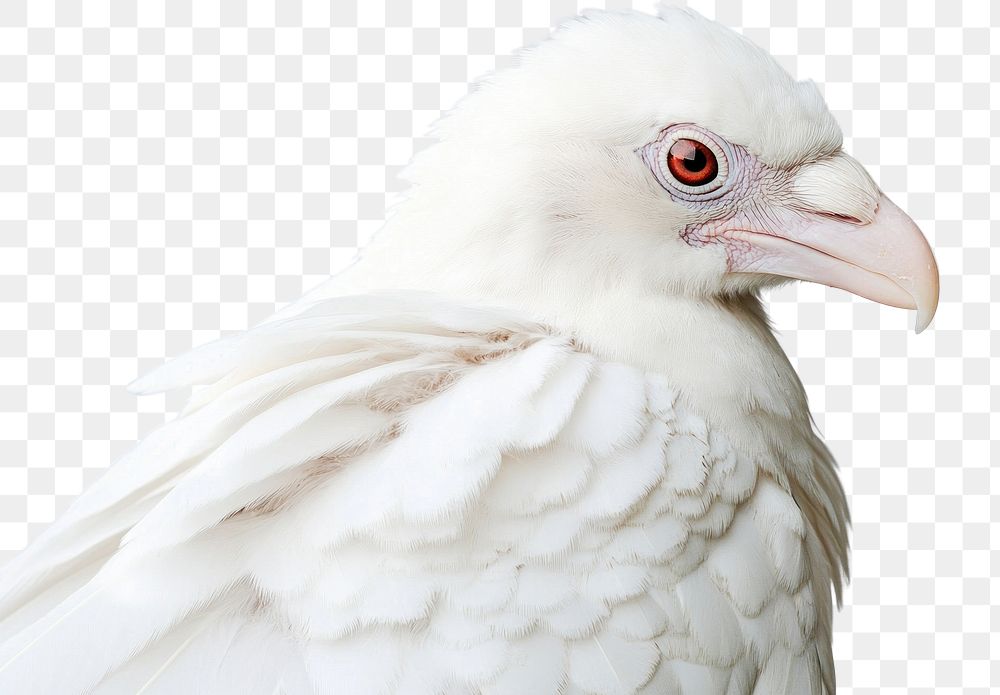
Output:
[912, 261, 940, 334]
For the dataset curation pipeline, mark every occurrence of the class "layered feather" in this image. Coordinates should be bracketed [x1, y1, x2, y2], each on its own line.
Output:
[0, 293, 835, 694]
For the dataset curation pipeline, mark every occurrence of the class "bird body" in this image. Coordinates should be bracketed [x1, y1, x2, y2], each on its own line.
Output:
[0, 6, 937, 694]
[0, 294, 842, 694]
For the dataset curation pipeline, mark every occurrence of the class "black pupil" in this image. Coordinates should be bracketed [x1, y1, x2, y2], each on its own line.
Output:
[680, 144, 706, 171]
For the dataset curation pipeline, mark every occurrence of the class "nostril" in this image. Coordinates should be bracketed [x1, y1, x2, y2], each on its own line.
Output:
[814, 211, 865, 225]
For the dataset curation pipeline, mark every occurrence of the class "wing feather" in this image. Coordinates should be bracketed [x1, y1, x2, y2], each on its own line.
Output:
[0, 292, 840, 695]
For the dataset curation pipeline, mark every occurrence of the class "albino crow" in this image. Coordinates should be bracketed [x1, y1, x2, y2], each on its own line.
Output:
[0, 6, 938, 695]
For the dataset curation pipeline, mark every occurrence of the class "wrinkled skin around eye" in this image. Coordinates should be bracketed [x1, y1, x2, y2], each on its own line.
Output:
[642, 126, 792, 270]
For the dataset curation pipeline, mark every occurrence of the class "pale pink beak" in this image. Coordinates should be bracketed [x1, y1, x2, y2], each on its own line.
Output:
[727, 194, 940, 332]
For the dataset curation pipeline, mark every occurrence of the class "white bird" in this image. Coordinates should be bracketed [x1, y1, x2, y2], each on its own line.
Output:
[0, 6, 938, 695]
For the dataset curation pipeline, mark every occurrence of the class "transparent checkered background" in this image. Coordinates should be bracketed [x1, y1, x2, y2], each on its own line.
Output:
[0, 0, 995, 692]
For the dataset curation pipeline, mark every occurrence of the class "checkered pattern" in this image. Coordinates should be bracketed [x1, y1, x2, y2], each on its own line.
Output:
[0, 1, 995, 692]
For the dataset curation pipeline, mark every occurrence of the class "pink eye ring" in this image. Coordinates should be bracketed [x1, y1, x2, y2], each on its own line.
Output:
[641, 124, 732, 199]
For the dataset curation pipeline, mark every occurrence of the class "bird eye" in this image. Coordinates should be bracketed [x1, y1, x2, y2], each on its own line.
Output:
[666, 139, 718, 187]
[641, 125, 731, 199]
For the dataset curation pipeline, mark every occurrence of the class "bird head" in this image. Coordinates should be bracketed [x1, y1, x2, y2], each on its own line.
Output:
[377, 5, 939, 332]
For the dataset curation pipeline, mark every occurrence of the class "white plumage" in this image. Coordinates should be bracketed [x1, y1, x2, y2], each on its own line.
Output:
[0, 5, 938, 694]
[0, 295, 834, 694]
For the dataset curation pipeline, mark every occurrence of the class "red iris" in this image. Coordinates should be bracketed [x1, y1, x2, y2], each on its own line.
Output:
[666, 138, 718, 187]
